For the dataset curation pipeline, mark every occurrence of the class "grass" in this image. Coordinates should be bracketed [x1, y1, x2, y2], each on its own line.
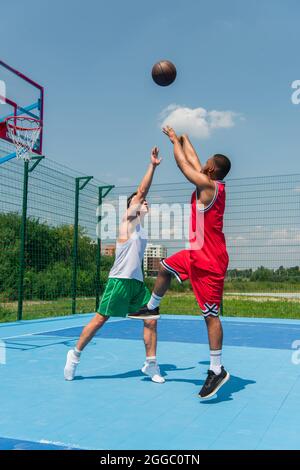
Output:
[0, 297, 95, 323]
[145, 278, 300, 294]
[1, 292, 300, 322]
[224, 280, 300, 293]
[2, 279, 299, 323]
[160, 293, 300, 319]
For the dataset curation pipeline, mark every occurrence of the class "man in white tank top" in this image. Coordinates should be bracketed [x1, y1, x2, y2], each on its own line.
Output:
[64, 148, 165, 383]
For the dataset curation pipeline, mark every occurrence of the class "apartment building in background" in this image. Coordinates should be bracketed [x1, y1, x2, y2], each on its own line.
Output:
[144, 243, 167, 276]
[102, 244, 116, 257]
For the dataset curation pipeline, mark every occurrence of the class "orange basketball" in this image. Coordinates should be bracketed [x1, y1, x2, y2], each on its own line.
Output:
[151, 60, 177, 87]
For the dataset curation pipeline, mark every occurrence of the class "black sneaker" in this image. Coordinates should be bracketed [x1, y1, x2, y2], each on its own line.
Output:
[127, 305, 160, 320]
[198, 366, 230, 399]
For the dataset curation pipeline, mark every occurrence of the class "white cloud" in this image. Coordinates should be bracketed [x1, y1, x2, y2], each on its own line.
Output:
[266, 228, 300, 246]
[159, 104, 239, 139]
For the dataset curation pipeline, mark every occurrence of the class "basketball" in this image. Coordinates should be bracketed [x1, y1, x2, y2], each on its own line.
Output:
[151, 60, 177, 86]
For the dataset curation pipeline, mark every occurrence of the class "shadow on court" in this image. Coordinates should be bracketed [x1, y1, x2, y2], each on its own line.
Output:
[74, 363, 256, 399]
[73, 363, 256, 399]
[74, 363, 196, 381]
[198, 360, 256, 402]
[200, 375, 256, 404]
[198, 361, 256, 402]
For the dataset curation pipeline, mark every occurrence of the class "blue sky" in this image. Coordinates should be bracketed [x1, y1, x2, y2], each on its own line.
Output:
[1, 0, 300, 185]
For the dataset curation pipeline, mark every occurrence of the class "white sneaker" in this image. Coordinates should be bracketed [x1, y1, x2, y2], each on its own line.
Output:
[64, 349, 80, 381]
[141, 361, 165, 384]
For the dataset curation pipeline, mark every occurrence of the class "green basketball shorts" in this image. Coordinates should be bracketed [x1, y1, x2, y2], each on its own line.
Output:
[98, 277, 151, 317]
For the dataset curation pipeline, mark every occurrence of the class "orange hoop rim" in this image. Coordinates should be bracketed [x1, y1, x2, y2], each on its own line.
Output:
[5, 115, 42, 132]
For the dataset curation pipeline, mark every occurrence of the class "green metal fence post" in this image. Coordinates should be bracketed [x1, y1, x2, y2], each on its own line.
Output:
[71, 176, 93, 315]
[95, 185, 114, 311]
[17, 156, 44, 321]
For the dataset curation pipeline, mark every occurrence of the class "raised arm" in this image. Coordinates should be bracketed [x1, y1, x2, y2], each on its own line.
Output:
[126, 147, 162, 219]
[135, 146, 161, 199]
[118, 148, 161, 242]
[179, 134, 202, 172]
[163, 126, 214, 189]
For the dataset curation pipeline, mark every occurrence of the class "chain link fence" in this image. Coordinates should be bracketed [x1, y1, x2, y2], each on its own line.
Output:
[0, 141, 113, 321]
[107, 175, 300, 266]
[107, 175, 300, 317]
[1, 142, 300, 321]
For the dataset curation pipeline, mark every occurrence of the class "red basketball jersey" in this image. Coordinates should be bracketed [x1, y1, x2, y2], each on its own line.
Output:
[189, 181, 229, 275]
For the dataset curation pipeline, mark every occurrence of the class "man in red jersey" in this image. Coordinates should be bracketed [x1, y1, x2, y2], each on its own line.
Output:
[128, 127, 231, 399]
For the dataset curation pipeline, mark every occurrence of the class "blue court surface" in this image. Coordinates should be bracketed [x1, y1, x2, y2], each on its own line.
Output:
[1, 314, 300, 450]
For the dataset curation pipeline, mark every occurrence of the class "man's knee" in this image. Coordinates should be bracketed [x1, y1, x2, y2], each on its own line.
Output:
[159, 263, 171, 278]
[204, 314, 221, 325]
[94, 313, 109, 327]
[144, 319, 157, 330]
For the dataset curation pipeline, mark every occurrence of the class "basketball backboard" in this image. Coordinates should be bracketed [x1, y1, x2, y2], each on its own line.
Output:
[0, 59, 44, 164]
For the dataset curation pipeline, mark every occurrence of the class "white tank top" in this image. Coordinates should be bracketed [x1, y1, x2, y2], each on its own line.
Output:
[109, 224, 147, 282]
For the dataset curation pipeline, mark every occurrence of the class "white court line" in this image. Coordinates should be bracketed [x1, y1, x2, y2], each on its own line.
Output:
[39, 439, 82, 449]
[1, 331, 44, 340]
[0, 318, 127, 341]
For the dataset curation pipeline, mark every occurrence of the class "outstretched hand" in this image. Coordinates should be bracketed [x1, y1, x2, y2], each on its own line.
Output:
[151, 146, 162, 167]
[162, 125, 178, 143]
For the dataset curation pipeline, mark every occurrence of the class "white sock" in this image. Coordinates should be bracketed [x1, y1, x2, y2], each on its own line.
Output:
[74, 347, 81, 357]
[210, 349, 222, 375]
[147, 293, 162, 311]
[146, 356, 157, 364]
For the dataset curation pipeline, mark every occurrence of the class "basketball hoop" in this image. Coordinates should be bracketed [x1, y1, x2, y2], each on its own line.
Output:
[5, 116, 42, 162]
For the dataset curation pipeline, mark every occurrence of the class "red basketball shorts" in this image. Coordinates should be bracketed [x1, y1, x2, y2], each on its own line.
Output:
[161, 250, 226, 316]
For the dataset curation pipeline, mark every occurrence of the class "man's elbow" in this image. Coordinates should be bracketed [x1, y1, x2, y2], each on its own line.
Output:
[137, 187, 146, 199]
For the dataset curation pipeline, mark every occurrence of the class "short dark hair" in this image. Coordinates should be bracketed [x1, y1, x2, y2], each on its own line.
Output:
[213, 154, 231, 180]
[127, 191, 137, 209]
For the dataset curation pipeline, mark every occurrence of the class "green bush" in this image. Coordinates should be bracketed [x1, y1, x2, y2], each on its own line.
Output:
[0, 212, 114, 301]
